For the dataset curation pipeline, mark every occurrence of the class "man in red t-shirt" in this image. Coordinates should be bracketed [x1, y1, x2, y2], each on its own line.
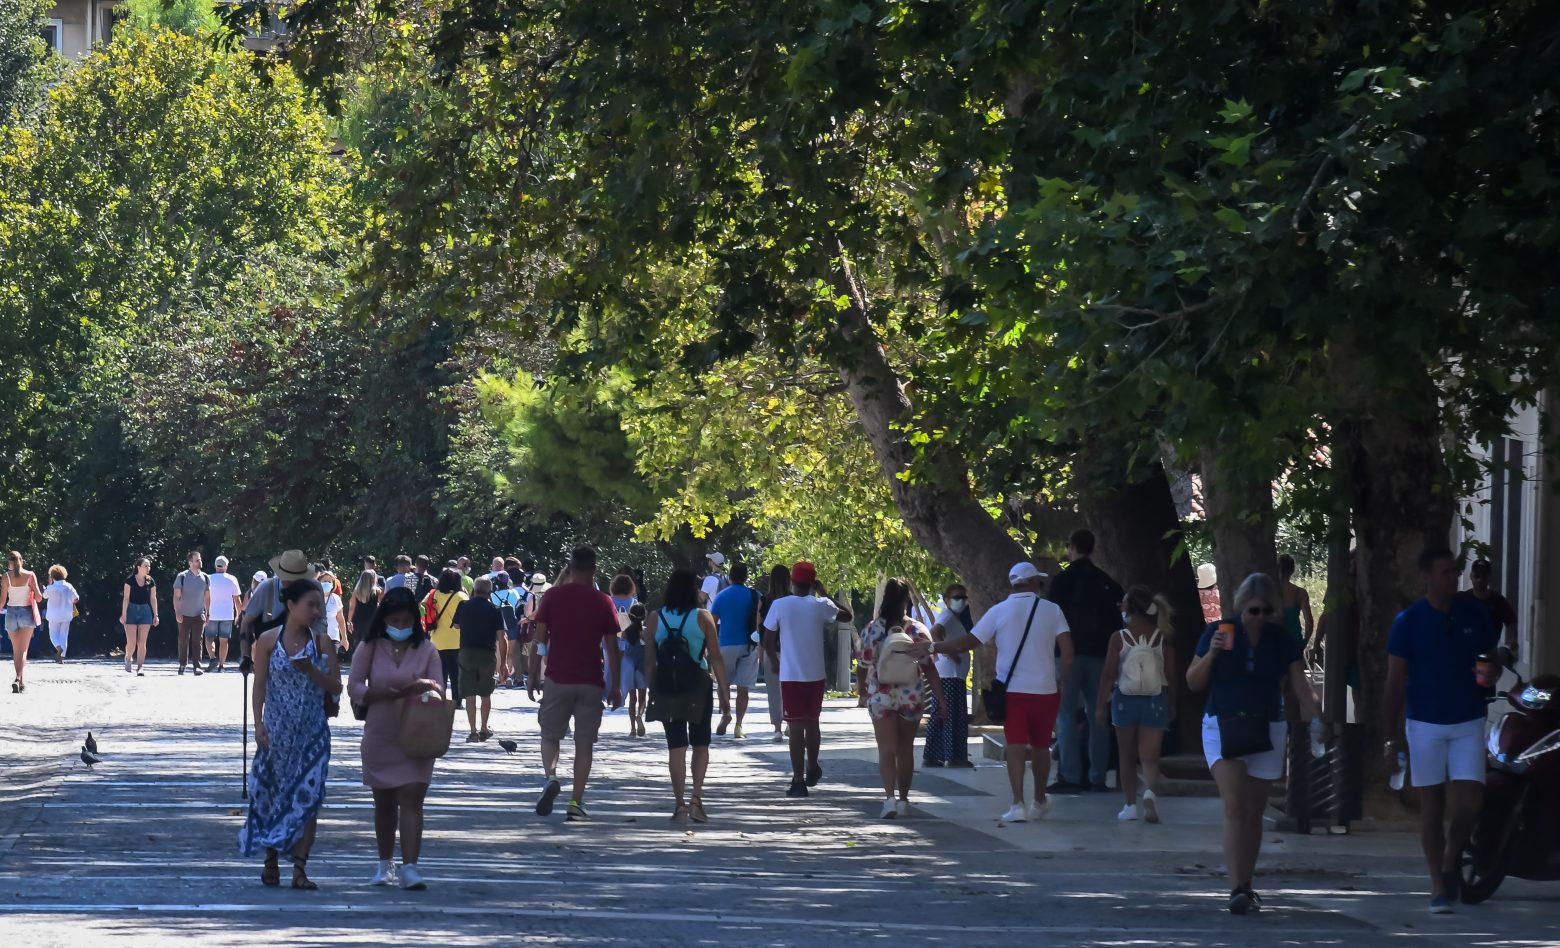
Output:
[528, 547, 623, 822]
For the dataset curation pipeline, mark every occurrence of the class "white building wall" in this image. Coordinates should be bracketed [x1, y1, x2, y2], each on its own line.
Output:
[1456, 398, 1544, 673]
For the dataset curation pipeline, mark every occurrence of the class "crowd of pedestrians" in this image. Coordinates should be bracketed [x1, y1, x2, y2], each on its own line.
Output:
[0, 532, 1519, 919]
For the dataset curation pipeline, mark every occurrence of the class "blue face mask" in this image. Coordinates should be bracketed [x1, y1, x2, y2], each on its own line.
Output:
[385, 625, 414, 642]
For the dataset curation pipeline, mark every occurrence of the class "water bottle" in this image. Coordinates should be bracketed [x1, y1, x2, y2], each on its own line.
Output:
[1308, 718, 1326, 759]
[1389, 751, 1407, 791]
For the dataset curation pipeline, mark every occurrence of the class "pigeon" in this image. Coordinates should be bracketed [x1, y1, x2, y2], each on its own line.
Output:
[80, 749, 102, 769]
[497, 739, 518, 754]
[84, 732, 98, 756]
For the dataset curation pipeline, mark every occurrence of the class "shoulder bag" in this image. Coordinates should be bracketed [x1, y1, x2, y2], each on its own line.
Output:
[981, 599, 1041, 723]
[398, 687, 457, 758]
[1214, 637, 1276, 758]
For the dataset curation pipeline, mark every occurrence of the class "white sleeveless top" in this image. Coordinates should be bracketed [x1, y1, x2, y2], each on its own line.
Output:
[7, 577, 30, 607]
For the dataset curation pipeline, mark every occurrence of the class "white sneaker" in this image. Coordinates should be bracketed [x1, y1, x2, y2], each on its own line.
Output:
[1026, 800, 1052, 821]
[370, 863, 396, 886]
[896, 798, 910, 817]
[1117, 803, 1140, 821]
[1141, 790, 1160, 824]
[399, 864, 426, 890]
[1000, 804, 1027, 823]
[880, 797, 899, 819]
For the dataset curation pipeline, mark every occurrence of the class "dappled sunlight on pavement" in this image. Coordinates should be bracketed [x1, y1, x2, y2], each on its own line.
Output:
[0, 660, 1555, 946]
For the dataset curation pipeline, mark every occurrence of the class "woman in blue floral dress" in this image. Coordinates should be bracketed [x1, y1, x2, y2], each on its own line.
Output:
[240, 580, 341, 889]
[855, 577, 942, 820]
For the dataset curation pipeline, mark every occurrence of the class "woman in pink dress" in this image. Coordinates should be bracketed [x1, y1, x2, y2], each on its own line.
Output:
[347, 586, 443, 891]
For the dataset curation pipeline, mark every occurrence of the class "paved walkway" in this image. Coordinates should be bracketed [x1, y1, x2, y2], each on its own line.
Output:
[0, 660, 1555, 946]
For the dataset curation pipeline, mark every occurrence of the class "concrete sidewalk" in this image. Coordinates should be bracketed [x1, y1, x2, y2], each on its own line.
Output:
[0, 660, 1555, 946]
[746, 696, 1558, 943]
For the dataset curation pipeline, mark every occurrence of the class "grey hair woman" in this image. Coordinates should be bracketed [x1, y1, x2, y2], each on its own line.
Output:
[1186, 571, 1324, 915]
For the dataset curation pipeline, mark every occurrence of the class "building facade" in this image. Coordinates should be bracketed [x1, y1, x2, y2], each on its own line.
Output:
[43, 0, 124, 59]
[1456, 393, 1559, 677]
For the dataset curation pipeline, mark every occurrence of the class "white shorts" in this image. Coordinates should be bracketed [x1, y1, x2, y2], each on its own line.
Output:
[1201, 714, 1288, 781]
[1406, 718, 1486, 787]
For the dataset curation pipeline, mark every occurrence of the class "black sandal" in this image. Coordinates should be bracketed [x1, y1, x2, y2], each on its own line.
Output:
[260, 850, 280, 887]
[291, 856, 318, 890]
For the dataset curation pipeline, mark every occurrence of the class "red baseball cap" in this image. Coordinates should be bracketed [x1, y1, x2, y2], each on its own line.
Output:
[790, 561, 817, 586]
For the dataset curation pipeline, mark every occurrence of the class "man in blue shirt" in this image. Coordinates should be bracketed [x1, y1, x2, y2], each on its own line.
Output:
[1384, 547, 1496, 915]
[710, 563, 762, 739]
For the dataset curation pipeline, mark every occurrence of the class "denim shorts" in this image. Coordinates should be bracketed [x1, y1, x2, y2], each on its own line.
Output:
[1111, 690, 1169, 729]
[125, 603, 155, 626]
[204, 620, 235, 639]
[4, 606, 35, 628]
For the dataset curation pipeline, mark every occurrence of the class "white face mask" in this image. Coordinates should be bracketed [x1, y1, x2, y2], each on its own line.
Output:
[947, 598, 968, 612]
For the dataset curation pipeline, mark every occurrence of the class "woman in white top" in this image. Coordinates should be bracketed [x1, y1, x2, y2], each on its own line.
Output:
[925, 582, 975, 767]
[5, 551, 43, 691]
[1095, 585, 1177, 823]
[318, 571, 348, 652]
[43, 564, 80, 663]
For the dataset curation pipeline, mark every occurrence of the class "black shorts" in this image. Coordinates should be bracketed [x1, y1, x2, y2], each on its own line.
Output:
[662, 712, 713, 750]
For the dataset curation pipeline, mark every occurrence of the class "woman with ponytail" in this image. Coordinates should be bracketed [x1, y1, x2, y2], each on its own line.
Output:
[1095, 585, 1177, 823]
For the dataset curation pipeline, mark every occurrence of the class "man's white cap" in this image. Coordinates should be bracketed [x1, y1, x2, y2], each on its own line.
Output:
[252, 570, 267, 582]
[214, 556, 229, 569]
[707, 552, 726, 566]
[1008, 561, 1045, 585]
[1197, 562, 1218, 590]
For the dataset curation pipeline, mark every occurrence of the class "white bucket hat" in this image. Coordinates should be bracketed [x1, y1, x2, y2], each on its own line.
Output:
[1197, 562, 1218, 590]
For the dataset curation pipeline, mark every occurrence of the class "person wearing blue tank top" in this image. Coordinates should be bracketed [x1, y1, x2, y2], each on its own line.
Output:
[645, 569, 730, 824]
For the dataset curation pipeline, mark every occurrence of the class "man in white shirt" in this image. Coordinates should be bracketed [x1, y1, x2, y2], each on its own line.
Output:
[204, 556, 244, 673]
[919, 561, 1072, 823]
[762, 560, 853, 798]
[699, 552, 729, 607]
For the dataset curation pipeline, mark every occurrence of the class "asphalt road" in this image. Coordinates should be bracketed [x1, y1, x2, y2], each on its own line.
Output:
[1, 660, 1555, 946]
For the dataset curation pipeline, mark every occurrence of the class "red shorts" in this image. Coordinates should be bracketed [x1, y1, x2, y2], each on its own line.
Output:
[1003, 691, 1061, 748]
[781, 679, 826, 723]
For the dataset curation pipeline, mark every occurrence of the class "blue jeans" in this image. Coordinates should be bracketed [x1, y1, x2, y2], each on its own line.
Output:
[1057, 654, 1109, 785]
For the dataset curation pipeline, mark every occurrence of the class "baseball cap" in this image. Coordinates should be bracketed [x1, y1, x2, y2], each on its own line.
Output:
[707, 552, 726, 566]
[790, 561, 817, 586]
[1008, 561, 1045, 585]
[214, 555, 229, 569]
[252, 570, 267, 582]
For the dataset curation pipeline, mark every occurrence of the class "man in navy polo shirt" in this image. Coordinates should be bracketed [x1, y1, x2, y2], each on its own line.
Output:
[1384, 547, 1496, 915]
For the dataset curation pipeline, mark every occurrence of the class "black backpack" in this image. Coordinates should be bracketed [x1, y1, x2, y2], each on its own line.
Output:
[493, 592, 519, 634]
[654, 609, 702, 694]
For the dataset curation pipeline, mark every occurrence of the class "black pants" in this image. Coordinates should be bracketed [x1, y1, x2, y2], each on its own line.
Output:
[439, 648, 462, 704]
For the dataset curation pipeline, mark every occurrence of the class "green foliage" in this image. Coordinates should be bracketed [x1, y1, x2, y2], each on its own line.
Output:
[0, 0, 56, 124]
[0, 29, 448, 646]
[121, 0, 220, 36]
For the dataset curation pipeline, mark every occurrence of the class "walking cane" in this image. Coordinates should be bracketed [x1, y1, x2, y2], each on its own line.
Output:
[241, 661, 250, 800]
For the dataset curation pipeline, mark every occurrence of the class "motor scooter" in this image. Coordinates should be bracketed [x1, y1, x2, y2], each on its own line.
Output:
[1460, 671, 1560, 902]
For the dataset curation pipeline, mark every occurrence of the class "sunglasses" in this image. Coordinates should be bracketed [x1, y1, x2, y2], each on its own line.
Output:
[1244, 606, 1275, 616]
